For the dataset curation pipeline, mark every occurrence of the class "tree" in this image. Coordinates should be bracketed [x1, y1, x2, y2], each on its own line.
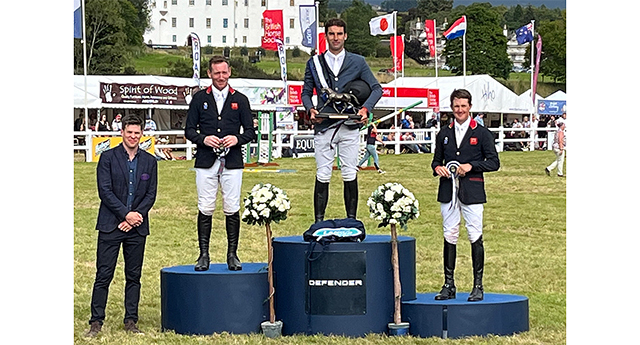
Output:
[340, 0, 380, 57]
[535, 12, 566, 82]
[443, 3, 511, 79]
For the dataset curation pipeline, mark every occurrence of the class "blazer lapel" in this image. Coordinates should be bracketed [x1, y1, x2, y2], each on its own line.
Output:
[337, 52, 351, 76]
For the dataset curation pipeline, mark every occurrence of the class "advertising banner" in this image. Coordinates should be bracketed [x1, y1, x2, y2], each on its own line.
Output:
[537, 100, 566, 116]
[299, 5, 316, 48]
[91, 136, 156, 162]
[287, 84, 303, 105]
[377, 87, 439, 109]
[424, 20, 436, 57]
[262, 10, 284, 51]
[100, 82, 199, 105]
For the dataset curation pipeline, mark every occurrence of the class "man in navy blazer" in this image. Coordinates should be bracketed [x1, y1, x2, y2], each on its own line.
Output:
[301, 18, 382, 223]
[431, 89, 499, 302]
[185, 56, 256, 272]
[86, 114, 158, 337]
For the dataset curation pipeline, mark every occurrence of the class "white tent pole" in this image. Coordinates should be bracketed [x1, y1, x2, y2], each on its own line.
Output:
[82, 0, 91, 162]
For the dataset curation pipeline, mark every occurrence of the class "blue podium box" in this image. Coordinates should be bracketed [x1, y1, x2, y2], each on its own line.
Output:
[160, 263, 269, 335]
[272, 235, 416, 337]
[403, 292, 529, 338]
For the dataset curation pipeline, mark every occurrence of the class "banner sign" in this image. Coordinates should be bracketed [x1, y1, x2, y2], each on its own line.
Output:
[377, 87, 439, 109]
[287, 84, 303, 105]
[537, 100, 566, 116]
[100, 82, 199, 105]
[262, 10, 283, 51]
[390, 36, 404, 72]
[189, 32, 201, 87]
[424, 20, 436, 57]
[91, 136, 155, 162]
[292, 135, 315, 156]
[299, 5, 316, 48]
[276, 106, 296, 126]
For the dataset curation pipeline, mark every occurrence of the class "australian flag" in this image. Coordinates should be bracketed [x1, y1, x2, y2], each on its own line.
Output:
[515, 23, 533, 45]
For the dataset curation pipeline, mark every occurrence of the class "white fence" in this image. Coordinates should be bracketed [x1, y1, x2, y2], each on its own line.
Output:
[73, 127, 558, 162]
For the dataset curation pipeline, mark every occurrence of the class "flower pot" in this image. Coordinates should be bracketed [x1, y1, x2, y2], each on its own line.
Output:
[388, 322, 410, 336]
[261, 320, 283, 338]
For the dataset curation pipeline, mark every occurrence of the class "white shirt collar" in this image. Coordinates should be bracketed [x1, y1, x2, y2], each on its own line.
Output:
[454, 116, 471, 134]
[325, 49, 346, 75]
[211, 84, 229, 101]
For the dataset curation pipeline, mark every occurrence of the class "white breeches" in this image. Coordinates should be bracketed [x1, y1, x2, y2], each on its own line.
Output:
[314, 125, 360, 183]
[195, 159, 243, 216]
[440, 201, 484, 244]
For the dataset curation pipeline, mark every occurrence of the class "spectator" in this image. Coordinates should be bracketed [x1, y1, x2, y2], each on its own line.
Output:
[144, 114, 157, 131]
[473, 113, 485, 127]
[97, 114, 111, 132]
[545, 119, 566, 177]
[74, 114, 86, 146]
[112, 114, 123, 132]
[426, 113, 438, 128]
[358, 123, 385, 174]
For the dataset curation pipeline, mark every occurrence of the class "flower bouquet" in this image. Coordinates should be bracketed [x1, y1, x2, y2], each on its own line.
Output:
[242, 183, 290, 336]
[367, 183, 419, 334]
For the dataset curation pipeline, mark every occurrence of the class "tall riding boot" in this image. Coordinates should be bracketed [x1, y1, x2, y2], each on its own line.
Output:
[194, 211, 212, 271]
[468, 236, 485, 302]
[225, 211, 242, 271]
[435, 239, 457, 300]
[314, 180, 330, 223]
[343, 178, 358, 219]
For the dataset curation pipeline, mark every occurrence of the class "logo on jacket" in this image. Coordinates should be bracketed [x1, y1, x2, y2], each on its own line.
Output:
[231, 102, 238, 110]
[470, 137, 478, 145]
[203, 102, 208, 110]
[444, 137, 449, 145]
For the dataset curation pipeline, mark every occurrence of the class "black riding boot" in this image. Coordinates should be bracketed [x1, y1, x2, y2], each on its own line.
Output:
[194, 211, 212, 271]
[225, 211, 242, 271]
[468, 236, 485, 301]
[314, 179, 329, 223]
[435, 239, 457, 300]
[343, 178, 358, 219]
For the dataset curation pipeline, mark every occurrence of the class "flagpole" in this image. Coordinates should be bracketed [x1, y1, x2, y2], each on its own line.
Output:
[81, 0, 90, 162]
[462, 16, 466, 88]
[401, 34, 405, 80]
[315, 1, 319, 53]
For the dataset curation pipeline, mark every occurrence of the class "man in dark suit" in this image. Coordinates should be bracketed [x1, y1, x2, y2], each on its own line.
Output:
[86, 114, 158, 337]
[301, 18, 382, 223]
[185, 56, 256, 272]
[431, 89, 500, 302]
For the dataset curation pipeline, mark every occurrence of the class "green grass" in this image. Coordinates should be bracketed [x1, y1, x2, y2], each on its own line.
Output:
[74, 151, 565, 344]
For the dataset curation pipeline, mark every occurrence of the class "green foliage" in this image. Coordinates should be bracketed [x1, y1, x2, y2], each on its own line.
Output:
[536, 14, 566, 83]
[240, 46, 249, 56]
[203, 45, 214, 54]
[444, 3, 512, 79]
[375, 44, 392, 59]
[292, 46, 301, 58]
[74, 151, 566, 343]
[229, 58, 279, 79]
[340, 0, 380, 57]
[380, 0, 417, 12]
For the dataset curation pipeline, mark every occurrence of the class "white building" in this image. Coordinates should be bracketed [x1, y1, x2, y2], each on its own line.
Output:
[144, 0, 314, 51]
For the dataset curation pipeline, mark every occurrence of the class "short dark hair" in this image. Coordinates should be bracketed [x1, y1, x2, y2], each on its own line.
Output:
[121, 114, 143, 131]
[208, 55, 230, 70]
[450, 89, 472, 106]
[325, 18, 347, 34]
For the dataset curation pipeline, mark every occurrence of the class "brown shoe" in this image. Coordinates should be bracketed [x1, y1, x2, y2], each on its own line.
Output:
[124, 320, 144, 335]
[85, 321, 102, 337]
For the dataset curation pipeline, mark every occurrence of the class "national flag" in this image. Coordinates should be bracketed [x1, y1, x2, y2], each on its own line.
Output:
[390, 36, 404, 72]
[262, 10, 284, 51]
[424, 19, 436, 57]
[318, 32, 327, 54]
[369, 13, 395, 36]
[299, 5, 316, 48]
[515, 22, 533, 45]
[443, 16, 466, 40]
[74, 0, 82, 38]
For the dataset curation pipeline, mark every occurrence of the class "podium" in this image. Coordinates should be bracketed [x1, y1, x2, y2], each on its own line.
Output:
[160, 235, 529, 338]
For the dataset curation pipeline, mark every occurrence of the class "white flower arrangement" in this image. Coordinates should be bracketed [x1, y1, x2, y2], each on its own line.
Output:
[241, 183, 291, 226]
[367, 182, 420, 228]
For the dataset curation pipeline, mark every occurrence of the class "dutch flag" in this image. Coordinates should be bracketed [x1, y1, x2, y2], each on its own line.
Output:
[443, 16, 466, 40]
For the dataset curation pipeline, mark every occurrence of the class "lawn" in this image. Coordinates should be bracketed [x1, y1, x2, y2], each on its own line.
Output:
[74, 150, 566, 344]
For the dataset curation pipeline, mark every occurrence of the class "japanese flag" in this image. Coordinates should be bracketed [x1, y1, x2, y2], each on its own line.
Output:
[369, 14, 395, 36]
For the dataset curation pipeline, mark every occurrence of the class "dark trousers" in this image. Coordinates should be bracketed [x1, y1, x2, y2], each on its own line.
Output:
[89, 229, 146, 324]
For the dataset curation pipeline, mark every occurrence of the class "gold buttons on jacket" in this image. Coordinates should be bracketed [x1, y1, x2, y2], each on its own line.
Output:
[217, 129, 221, 133]
[218, 116, 221, 120]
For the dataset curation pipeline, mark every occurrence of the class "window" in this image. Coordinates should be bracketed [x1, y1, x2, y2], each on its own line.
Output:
[172, 17, 176, 27]
[290, 18, 294, 29]
[261, 19, 264, 28]
[290, 0, 294, 6]
[172, 35, 177, 42]
[222, 36, 226, 43]
[244, 0, 248, 5]
[172, 0, 177, 4]
[261, 0, 266, 6]
[285, 37, 290, 44]
[243, 36, 247, 43]
[189, 0, 194, 5]
[222, 0, 228, 5]
[189, 18, 194, 28]
[206, 18, 211, 28]
[163, 1, 167, 8]
[244, 18, 249, 28]
[223, 18, 228, 28]
[207, 35, 211, 43]
[206, 0, 211, 4]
